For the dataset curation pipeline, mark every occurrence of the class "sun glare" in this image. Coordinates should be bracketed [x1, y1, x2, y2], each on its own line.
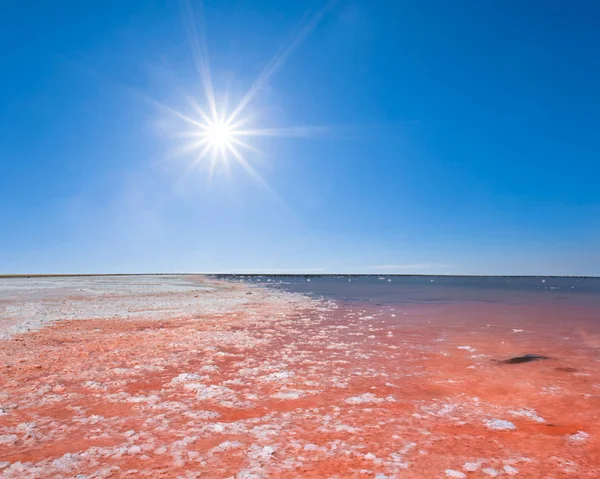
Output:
[205, 121, 234, 148]
[154, 0, 337, 189]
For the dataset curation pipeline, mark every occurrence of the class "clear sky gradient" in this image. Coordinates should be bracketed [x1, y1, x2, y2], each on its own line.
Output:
[1, 0, 599, 275]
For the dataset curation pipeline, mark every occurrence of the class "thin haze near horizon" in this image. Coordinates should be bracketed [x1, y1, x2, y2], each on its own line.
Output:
[1, 0, 599, 276]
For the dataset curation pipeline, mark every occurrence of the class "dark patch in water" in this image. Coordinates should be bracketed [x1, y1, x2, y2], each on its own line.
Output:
[498, 354, 550, 364]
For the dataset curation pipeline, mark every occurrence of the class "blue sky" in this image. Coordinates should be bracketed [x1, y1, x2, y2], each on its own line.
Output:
[1, 0, 599, 275]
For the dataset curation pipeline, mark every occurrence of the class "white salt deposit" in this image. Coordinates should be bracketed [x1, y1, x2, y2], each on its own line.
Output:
[484, 419, 516, 431]
[503, 465, 519, 475]
[567, 431, 589, 443]
[509, 408, 545, 423]
[463, 462, 480, 472]
[445, 469, 467, 478]
[482, 468, 499, 477]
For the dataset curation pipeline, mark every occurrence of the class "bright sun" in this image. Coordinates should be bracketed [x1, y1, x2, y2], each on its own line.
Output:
[205, 121, 234, 148]
[158, 0, 336, 186]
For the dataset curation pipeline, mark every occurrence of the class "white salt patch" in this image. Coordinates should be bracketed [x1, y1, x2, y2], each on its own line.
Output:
[128, 446, 141, 455]
[457, 346, 475, 352]
[512, 329, 523, 333]
[344, 393, 395, 405]
[346, 393, 378, 404]
[199, 365, 220, 373]
[82, 380, 106, 390]
[482, 469, 499, 477]
[271, 390, 306, 400]
[445, 470, 467, 478]
[510, 408, 545, 423]
[248, 445, 275, 460]
[484, 419, 516, 430]
[52, 453, 81, 471]
[504, 465, 519, 475]
[0, 434, 18, 445]
[171, 373, 203, 383]
[568, 431, 589, 443]
[212, 441, 243, 452]
[263, 371, 293, 381]
[463, 462, 480, 472]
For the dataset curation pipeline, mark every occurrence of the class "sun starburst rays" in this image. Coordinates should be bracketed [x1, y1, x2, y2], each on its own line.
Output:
[182, 111, 258, 174]
[154, 0, 339, 194]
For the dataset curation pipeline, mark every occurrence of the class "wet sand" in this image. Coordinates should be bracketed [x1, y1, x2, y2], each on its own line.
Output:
[1, 275, 599, 478]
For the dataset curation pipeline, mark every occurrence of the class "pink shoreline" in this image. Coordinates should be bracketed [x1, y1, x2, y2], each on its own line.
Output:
[1, 276, 599, 477]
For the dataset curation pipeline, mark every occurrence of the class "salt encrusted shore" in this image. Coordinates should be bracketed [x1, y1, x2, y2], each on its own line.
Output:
[1, 275, 599, 478]
[0, 275, 323, 340]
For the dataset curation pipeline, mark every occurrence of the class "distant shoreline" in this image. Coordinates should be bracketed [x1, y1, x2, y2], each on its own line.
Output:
[0, 273, 598, 279]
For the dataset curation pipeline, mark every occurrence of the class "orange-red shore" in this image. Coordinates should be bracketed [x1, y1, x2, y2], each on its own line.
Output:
[1, 276, 599, 478]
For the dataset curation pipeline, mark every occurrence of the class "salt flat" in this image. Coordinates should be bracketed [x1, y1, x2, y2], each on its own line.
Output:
[1, 275, 599, 478]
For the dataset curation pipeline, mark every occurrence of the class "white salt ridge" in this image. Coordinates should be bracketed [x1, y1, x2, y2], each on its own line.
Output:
[344, 393, 395, 405]
[510, 408, 545, 423]
[211, 441, 243, 453]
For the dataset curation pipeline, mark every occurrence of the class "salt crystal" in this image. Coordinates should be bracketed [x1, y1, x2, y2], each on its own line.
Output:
[568, 431, 589, 443]
[0, 435, 18, 445]
[510, 409, 545, 423]
[504, 465, 519, 475]
[212, 441, 243, 452]
[484, 419, 516, 430]
[482, 469, 498, 477]
[127, 446, 141, 455]
[457, 346, 475, 352]
[445, 470, 467, 478]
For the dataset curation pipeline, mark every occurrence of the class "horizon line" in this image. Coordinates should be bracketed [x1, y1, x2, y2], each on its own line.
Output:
[1, 273, 598, 279]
